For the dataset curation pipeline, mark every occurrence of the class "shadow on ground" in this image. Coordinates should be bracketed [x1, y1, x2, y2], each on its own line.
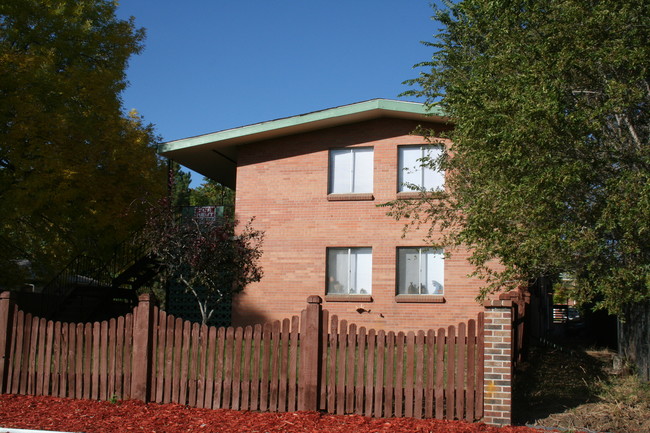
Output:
[512, 343, 609, 425]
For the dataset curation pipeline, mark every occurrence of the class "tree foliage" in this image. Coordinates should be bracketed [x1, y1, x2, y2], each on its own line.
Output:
[391, 0, 649, 315]
[143, 200, 264, 325]
[190, 177, 235, 207]
[0, 0, 165, 285]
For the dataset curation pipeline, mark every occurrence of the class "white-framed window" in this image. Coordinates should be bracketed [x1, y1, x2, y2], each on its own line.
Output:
[398, 146, 444, 192]
[397, 247, 444, 295]
[329, 147, 373, 194]
[327, 247, 372, 295]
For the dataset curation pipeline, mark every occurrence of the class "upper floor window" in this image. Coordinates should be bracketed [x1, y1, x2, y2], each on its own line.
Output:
[398, 146, 444, 192]
[327, 247, 372, 295]
[397, 247, 444, 295]
[329, 148, 373, 194]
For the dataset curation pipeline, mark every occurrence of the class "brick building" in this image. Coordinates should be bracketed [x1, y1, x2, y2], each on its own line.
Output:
[160, 99, 492, 331]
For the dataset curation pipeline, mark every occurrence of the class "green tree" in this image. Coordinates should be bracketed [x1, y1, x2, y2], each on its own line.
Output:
[190, 177, 235, 207]
[390, 0, 649, 315]
[0, 0, 166, 286]
[169, 161, 191, 208]
[142, 199, 264, 325]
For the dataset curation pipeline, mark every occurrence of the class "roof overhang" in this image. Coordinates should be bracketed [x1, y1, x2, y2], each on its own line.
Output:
[158, 99, 447, 188]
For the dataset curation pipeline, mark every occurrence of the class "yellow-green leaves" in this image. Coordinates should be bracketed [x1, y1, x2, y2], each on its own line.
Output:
[0, 0, 165, 286]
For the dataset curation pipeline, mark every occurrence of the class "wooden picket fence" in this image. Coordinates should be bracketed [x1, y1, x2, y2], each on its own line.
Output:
[0, 292, 484, 421]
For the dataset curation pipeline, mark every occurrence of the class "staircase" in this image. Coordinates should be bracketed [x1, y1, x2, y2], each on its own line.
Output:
[41, 235, 162, 322]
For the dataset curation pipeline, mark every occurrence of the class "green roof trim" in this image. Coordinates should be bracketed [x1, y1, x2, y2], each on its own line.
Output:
[159, 99, 443, 153]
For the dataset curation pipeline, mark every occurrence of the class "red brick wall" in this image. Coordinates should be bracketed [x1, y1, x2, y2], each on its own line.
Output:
[232, 117, 490, 331]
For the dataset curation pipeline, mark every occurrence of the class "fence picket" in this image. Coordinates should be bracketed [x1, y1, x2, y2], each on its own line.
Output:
[91, 321, 100, 400]
[204, 326, 217, 409]
[456, 322, 466, 420]
[231, 326, 244, 411]
[179, 321, 191, 404]
[60, 322, 70, 398]
[259, 323, 271, 411]
[318, 310, 329, 411]
[75, 323, 84, 398]
[364, 329, 375, 417]
[278, 319, 290, 412]
[213, 326, 226, 408]
[108, 318, 117, 399]
[336, 319, 347, 415]
[99, 320, 108, 401]
[270, 321, 282, 411]
[19, 312, 32, 395]
[326, 315, 338, 413]
[446, 325, 456, 419]
[51, 320, 61, 397]
[394, 331, 405, 418]
[149, 310, 159, 401]
[354, 327, 366, 415]
[83, 323, 91, 399]
[162, 315, 174, 403]
[414, 330, 425, 419]
[66, 322, 75, 398]
[115, 317, 125, 400]
[374, 330, 385, 418]
[435, 328, 445, 419]
[171, 318, 183, 403]
[222, 326, 235, 409]
[250, 324, 262, 411]
[155, 311, 167, 403]
[35, 318, 47, 396]
[466, 319, 476, 421]
[123, 313, 134, 399]
[405, 331, 415, 418]
[241, 325, 253, 410]
[384, 331, 395, 417]
[28, 315, 39, 395]
[197, 324, 209, 408]
[425, 329, 436, 418]
[188, 323, 200, 407]
[288, 317, 299, 412]
[476, 312, 485, 421]
[345, 323, 356, 414]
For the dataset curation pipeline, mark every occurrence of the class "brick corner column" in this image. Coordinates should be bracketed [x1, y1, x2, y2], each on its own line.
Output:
[482, 299, 513, 426]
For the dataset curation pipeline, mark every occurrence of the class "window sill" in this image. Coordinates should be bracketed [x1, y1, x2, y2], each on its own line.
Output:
[396, 191, 444, 200]
[395, 295, 445, 303]
[325, 294, 373, 303]
[327, 193, 374, 201]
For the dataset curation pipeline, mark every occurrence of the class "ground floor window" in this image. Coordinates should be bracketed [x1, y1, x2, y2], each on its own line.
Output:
[327, 247, 372, 295]
[397, 247, 444, 295]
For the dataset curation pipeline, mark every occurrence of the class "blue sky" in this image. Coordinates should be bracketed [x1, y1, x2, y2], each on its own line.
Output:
[115, 1, 439, 186]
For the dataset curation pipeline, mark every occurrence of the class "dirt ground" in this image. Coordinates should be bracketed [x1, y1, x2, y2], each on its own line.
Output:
[513, 343, 650, 433]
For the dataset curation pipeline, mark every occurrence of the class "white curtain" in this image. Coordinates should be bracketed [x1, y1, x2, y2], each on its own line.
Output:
[398, 146, 444, 192]
[330, 148, 373, 193]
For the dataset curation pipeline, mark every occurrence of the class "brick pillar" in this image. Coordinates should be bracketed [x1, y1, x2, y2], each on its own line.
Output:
[483, 299, 513, 426]
[131, 293, 155, 402]
[298, 295, 322, 411]
[0, 291, 15, 394]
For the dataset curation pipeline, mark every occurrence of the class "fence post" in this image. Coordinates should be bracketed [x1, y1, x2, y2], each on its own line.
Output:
[131, 293, 155, 402]
[0, 291, 15, 394]
[298, 295, 322, 411]
[482, 299, 513, 426]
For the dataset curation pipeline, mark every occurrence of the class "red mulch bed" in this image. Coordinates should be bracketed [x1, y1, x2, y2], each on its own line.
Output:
[0, 394, 545, 433]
